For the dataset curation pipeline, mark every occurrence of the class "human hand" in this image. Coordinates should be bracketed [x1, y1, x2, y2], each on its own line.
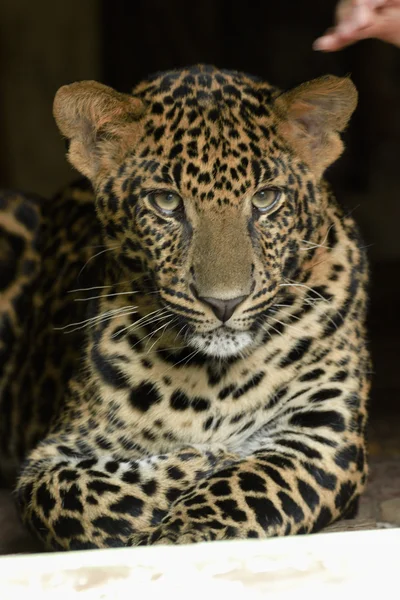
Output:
[314, 0, 400, 51]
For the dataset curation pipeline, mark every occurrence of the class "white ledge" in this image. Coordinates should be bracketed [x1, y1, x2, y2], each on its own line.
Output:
[0, 528, 399, 599]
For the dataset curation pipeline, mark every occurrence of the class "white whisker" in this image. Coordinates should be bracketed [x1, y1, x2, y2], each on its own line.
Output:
[174, 324, 188, 342]
[57, 307, 138, 334]
[300, 223, 335, 251]
[68, 285, 114, 293]
[111, 307, 169, 338]
[55, 306, 138, 331]
[68, 273, 148, 295]
[157, 344, 189, 352]
[74, 291, 142, 302]
[272, 303, 296, 309]
[279, 280, 330, 304]
[267, 315, 305, 336]
[270, 308, 303, 322]
[78, 245, 120, 279]
[263, 321, 284, 337]
[161, 347, 201, 376]
[138, 315, 177, 348]
[146, 318, 179, 354]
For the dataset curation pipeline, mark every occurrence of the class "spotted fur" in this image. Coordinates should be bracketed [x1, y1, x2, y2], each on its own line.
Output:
[0, 65, 369, 550]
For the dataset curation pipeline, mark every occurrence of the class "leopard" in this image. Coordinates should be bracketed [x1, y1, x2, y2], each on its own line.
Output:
[0, 65, 370, 551]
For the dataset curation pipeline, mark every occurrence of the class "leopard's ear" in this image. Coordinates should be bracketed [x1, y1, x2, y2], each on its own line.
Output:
[275, 75, 357, 179]
[53, 81, 145, 181]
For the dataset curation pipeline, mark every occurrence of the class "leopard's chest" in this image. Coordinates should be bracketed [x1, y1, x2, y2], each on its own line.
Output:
[89, 335, 304, 456]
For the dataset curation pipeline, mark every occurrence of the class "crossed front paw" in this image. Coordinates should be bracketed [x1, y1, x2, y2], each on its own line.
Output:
[128, 521, 228, 546]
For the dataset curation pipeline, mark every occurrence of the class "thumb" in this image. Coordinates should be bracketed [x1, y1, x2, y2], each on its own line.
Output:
[314, 3, 376, 51]
[314, 14, 388, 51]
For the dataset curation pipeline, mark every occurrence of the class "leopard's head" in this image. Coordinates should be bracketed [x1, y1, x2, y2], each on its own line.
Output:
[54, 66, 357, 358]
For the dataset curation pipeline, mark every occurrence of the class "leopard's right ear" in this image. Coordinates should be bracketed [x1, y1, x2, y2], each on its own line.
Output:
[53, 81, 145, 181]
[274, 75, 357, 179]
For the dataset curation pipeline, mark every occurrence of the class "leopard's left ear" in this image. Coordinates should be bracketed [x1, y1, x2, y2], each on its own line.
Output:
[53, 81, 145, 182]
[275, 75, 357, 179]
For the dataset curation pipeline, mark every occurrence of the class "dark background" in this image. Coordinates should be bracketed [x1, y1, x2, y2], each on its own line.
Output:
[0, 0, 398, 414]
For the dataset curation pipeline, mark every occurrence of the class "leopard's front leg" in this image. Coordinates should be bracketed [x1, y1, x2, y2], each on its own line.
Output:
[15, 435, 237, 550]
[132, 388, 368, 545]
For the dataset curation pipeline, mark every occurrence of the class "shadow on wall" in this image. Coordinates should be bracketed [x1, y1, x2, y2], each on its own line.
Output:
[0, 0, 101, 195]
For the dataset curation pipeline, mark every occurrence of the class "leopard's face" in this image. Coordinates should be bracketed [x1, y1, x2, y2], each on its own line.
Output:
[55, 67, 356, 358]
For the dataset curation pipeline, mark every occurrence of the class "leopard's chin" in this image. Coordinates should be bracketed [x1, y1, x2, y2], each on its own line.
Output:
[188, 327, 254, 358]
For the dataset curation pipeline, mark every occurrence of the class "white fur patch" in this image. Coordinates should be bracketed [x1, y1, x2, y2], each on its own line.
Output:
[189, 328, 253, 358]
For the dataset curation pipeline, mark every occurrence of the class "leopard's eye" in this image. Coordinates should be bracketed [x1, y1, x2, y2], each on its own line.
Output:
[150, 191, 183, 214]
[251, 188, 281, 213]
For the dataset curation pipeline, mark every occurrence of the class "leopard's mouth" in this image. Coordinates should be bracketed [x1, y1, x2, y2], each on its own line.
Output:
[188, 326, 255, 358]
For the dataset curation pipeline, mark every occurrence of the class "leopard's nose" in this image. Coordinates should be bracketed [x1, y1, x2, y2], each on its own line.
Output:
[191, 287, 247, 322]
[201, 296, 247, 322]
